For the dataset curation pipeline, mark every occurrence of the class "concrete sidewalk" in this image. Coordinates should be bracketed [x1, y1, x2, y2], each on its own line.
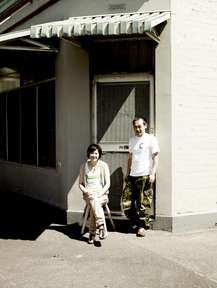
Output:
[0, 191, 217, 288]
[1, 225, 217, 288]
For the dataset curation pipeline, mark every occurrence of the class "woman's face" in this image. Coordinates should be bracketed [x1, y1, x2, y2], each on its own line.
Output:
[89, 149, 100, 162]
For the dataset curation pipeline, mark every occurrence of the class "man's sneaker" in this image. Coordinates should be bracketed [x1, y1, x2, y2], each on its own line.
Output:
[99, 225, 106, 240]
[88, 233, 95, 244]
[136, 227, 146, 237]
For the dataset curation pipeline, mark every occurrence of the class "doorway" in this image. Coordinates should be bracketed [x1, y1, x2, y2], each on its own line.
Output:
[92, 74, 154, 213]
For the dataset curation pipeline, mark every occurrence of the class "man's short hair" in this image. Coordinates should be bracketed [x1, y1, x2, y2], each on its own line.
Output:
[132, 117, 148, 126]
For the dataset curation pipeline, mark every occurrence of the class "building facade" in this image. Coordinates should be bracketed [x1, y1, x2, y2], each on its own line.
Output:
[0, 0, 217, 232]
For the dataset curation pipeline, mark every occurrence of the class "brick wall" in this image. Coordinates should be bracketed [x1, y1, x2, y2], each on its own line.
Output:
[171, 0, 217, 215]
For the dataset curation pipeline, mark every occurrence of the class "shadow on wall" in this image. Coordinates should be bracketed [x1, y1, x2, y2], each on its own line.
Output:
[0, 167, 127, 240]
[0, 190, 66, 240]
[109, 167, 124, 211]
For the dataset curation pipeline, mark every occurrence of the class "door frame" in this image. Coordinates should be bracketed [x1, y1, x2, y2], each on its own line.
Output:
[91, 73, 154, 145]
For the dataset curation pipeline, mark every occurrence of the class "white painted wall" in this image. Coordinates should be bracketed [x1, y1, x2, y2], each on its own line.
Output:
[55, 39, 90, 217]
[171, 0, 217, 216]
[155, 21, 173, 218]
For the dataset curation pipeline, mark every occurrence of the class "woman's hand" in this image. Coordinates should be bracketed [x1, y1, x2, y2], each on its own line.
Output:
[82, 188, 93, 199]
[97, 189, 105, 198]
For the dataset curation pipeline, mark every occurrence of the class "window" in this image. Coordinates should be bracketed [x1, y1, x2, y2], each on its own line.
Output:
[38, 81, 56, 167]
[21, 87, 37, 165]
[7, 90, 20, 162]
[0, 93, 7, 159]
[0, 80, 56, 168]
[0, 1, 31, 23]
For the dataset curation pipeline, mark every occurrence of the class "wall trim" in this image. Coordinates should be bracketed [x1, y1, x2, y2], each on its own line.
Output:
[154, 212, 217, 232]
[67, 210, 217, 233]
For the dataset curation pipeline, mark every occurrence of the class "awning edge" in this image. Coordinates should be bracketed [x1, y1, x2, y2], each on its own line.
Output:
[30, 11, 170, 39]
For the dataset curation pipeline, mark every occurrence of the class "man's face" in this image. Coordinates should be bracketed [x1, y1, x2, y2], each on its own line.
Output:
[133, 119, 147, 137]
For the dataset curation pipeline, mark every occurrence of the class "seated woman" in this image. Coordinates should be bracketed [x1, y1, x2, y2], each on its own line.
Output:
[79, 144, 110, 244]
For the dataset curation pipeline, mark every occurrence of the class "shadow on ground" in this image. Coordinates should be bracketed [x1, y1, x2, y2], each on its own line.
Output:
[48, 223, 83, 240]
[48, 220, 131, 247]
[48, 218, 133, 241]
[0, 190, 65, 241]
[0, 190, 133, 241]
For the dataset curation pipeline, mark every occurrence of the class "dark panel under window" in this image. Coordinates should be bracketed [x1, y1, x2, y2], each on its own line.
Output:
[20, 87, 37, 165]
[0, 93, 7, 159]
[92, 40, 154, 74]
[38, 81, 56, 168]
[7, 90, 20, 162]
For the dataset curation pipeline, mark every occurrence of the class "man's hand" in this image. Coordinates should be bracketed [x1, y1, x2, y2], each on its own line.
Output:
[149, 174, 155, 183]
[125, 175, 129, 183]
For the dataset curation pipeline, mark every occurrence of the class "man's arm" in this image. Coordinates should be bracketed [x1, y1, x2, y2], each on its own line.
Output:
[126, 153, 132, 177]
[149, 152, 159, 183]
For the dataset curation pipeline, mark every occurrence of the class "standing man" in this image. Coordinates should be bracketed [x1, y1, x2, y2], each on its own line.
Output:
[122, 117, 160, 237]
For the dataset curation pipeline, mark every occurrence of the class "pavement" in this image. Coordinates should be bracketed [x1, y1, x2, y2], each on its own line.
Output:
[0, 191, 217, 288]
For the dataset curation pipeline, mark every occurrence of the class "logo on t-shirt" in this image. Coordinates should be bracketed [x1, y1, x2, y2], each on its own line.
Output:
[139, 143, 144, 149]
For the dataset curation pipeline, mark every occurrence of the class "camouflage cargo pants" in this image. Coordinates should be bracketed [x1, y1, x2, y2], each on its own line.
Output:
[122, 175, 154, 229]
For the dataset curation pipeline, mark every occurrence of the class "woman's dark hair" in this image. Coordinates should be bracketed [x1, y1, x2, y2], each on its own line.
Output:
[87, 144, 102, 159]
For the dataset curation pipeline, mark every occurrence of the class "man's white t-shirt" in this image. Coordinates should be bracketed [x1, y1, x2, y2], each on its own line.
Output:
[129, 133, 160, 177]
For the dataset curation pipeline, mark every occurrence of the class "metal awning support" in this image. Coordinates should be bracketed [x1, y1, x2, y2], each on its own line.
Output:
[0, 45, 58, 52]
[20, 38, 54, 49]
[0, 28, 30, 43]
[0, 28, 58, 52]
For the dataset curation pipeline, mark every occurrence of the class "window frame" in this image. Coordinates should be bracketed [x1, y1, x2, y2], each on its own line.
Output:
[0, 78, 56, 169]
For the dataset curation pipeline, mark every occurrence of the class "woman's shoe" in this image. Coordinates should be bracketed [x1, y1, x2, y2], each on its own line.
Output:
[88, 233, 95, 244]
